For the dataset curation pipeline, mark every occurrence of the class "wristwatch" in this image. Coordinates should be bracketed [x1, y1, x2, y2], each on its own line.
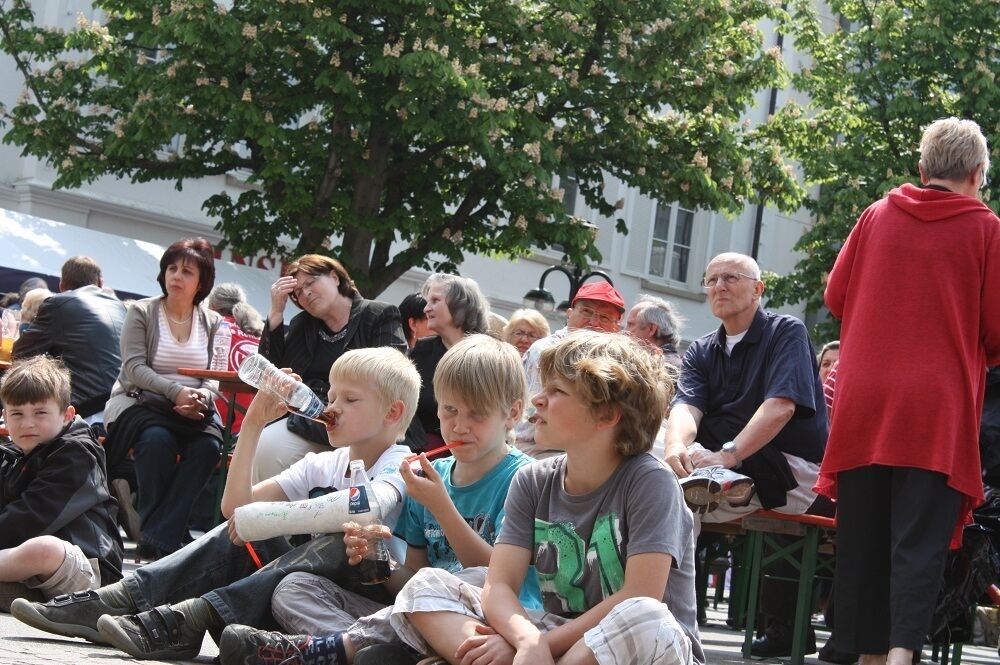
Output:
[721, 441, 741, 468]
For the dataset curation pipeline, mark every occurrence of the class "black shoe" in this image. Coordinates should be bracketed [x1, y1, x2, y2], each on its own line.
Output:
[218, 624, 311, 665]
[818, 639, 858, 664]
[134, 541, 166, 564]
[97, 605, 204, 660]
[10, 590, 131, 643]
[750, 622, 817, 658]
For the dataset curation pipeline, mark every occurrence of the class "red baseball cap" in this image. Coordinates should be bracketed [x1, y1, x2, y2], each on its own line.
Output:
[572, 282, 625, 312]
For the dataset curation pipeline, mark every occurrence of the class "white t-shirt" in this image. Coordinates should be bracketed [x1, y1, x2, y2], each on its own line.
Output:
[725, 330, 748, 355]
[273, 444, 410, 558]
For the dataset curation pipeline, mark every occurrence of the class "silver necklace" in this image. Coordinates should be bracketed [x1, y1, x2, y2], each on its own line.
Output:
[163, 304, 192, 325]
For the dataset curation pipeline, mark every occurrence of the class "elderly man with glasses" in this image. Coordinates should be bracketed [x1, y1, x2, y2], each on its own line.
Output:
[662, 251, 830, 658]
[513, 281, 625, 459]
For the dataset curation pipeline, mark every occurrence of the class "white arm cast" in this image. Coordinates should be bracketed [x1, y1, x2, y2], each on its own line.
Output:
[233, 483, 400, 542]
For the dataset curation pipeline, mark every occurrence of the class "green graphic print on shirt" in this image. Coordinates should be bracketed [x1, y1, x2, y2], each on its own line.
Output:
[533, 513, 624, 614]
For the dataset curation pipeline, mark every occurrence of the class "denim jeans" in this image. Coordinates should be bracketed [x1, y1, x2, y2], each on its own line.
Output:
[132, 425, 221, 553]
[122, 524, 393, 630]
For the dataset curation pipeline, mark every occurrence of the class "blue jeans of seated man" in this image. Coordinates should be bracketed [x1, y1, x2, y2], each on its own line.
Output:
[132, 425, 221, 553]
[122, 523, 394, 632]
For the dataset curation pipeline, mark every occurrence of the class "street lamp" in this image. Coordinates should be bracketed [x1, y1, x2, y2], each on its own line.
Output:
[522, 265, 615, 313]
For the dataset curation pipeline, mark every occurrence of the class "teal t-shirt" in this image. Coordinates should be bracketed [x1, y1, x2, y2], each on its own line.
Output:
[394, 447, 542, 610]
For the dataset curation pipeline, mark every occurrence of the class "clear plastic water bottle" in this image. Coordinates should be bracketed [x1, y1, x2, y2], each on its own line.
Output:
[210, 320, 232, 372]
[348, 459, 392, 585]
[237, 353, 330, 423]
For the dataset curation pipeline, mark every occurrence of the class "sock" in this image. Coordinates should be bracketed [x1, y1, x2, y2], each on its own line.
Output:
[171, 597, 222, 633]
[94, 582, 136, 611]
[302, 633, 347, 665]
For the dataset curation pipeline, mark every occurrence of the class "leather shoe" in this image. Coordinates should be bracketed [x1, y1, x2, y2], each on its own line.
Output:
[750, 622, 817, 658]
[818, 639, 858, 664]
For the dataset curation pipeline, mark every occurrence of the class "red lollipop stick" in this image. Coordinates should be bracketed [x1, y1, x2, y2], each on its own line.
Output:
[404, 440, 465, 463]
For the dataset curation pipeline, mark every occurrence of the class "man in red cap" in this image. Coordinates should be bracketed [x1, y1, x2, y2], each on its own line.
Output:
[513, 281, 625, 458]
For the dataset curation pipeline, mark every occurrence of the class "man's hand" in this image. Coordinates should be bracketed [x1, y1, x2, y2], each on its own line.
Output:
[690, 447, 735, 469]
[227, 515, 246, 546]
[456, 625, 515, 665]
[400, 454, 450, 514]
[664, 442, 695, 477]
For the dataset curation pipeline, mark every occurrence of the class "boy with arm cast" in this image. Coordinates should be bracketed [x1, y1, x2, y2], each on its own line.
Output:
[218, 334, 542, 665]
[392, 331, 704, 665]
[11, 347, 418, 661]
[0, 356, 123, 610]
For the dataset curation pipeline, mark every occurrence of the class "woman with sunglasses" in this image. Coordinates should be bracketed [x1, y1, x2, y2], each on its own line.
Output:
[252, 255, 406, 481]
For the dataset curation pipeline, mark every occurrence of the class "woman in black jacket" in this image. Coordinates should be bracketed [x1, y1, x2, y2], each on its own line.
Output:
[252, 255, 406, 481]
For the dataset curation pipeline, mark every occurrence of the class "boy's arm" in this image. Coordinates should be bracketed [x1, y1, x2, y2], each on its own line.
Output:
[542, 552, 672, 657]
[220, 391, 290, 518]
[0, 443, 104, 548]
[482, 544, 549, 658]
[401, 456, 493, 568]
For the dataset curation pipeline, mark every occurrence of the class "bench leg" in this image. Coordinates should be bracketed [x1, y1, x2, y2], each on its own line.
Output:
[789, 526, 819, 665]
[742, 531, 764, 658]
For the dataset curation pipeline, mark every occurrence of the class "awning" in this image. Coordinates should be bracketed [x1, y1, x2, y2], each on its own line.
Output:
[0, 208, 281, 319]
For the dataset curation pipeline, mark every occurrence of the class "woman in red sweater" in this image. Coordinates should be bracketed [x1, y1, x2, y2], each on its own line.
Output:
[820, 117, 1000, 665]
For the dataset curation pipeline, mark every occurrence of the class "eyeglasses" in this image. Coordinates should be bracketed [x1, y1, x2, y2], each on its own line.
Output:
[573, 305, 619, 328]
[511, 329, 542, 341]
[701, 272, 757, 289]
[291, 275, 321, 305]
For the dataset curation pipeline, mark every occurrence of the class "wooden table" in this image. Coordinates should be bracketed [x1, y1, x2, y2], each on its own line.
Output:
[177, 368, 257, 524]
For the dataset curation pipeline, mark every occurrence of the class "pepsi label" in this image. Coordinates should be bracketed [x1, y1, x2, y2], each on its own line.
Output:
[348, 486, 370, 514]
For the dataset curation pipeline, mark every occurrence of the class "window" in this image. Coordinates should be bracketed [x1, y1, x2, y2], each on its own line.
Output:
[649, 203, 694, 283]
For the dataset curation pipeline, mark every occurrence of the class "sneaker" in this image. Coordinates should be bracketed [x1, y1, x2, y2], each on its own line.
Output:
[97, 605, 203, 660]
[219, 624, 310, 665]
[110, 478, 142, 543]
[680, 466, 755, 514]
[10, 590, 129, 643]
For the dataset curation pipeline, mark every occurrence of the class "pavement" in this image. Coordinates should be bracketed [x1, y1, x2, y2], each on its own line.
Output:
[1, 539, 997, 664]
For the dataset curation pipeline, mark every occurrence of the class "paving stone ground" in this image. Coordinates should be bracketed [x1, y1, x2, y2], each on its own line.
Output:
[1, 540, 997, 664]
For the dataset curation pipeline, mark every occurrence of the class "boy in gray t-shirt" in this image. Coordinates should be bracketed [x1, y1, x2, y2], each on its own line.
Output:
[388, 331, 704, 665]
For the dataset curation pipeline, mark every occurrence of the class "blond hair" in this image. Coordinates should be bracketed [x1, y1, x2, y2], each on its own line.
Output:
[0, 355, 72, 409]
[329, 347, 420, 440]
[919, 117, 990, 184]
[434, 334, 526, 418]
[503, 309, 551, 346]
[539, 330, 673, 457]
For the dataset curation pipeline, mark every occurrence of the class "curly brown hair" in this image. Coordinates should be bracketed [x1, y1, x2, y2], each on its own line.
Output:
[539, 330, 674, 457]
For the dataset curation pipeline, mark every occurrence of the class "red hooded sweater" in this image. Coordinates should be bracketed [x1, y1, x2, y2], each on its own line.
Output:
[819, 183, 1000, 547]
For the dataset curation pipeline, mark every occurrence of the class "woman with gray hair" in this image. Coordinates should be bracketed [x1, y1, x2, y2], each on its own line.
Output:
[407, 273, 490, 451]
[208, 282, 265, 337]
[819, 117, 1000, 665]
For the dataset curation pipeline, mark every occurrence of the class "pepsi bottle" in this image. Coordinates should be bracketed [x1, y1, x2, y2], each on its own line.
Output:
[347, 459, 391, 584]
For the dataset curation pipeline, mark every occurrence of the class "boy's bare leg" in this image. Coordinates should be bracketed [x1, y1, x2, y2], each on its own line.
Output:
[556, 639, 598, 665]
[860, 654, 887, 665]
[406, 611, 487, 665]
[0, 536, 67, 582]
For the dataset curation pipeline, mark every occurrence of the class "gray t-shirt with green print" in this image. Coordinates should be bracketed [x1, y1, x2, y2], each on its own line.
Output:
[497, 452, 702, 664]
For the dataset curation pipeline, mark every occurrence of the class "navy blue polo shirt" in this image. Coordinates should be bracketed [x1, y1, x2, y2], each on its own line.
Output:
[674, 308, 827, 463]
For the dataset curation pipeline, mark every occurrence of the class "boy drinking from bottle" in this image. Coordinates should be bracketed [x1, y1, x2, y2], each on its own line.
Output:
[11, 347, 419, 662]
[392, 331, 704, 665]
[217, 334, 541, 665]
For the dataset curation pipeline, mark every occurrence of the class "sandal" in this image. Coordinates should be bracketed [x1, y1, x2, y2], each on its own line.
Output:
[96, 604, 203, 660]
